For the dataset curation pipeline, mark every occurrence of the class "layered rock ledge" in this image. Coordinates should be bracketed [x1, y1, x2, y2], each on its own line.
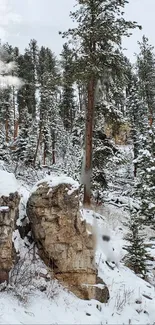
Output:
[27, 175, 109, 302]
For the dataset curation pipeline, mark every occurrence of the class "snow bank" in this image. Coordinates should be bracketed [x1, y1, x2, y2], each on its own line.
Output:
[0, 170, 19, 196]
[0, 289, 103, 325]
[31, 174, 79, 195]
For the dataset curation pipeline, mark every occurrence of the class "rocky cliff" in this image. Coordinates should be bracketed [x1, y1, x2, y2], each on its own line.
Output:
[27, 175, 109, 302]
[0, 192, 20, 283]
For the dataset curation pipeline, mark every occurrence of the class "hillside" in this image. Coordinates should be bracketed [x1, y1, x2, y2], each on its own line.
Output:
[0, 145, 155, 325]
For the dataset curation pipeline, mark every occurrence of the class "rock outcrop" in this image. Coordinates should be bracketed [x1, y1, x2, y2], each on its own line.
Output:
[0, 192, 20, 283]
[27, 175, 109, 302]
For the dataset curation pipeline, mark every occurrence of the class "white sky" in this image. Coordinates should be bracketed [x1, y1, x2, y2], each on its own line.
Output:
[0, 0, 155, 61]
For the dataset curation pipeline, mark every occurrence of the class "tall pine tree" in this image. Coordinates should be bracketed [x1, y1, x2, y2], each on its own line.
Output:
[60, 43, 76, 132]
[61, 0, 141, 205]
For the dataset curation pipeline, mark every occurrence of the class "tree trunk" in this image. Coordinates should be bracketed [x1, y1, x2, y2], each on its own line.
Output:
[83, 78, 95, 206]
[14, 120, 18, 139]
[133, 129, 137, 178]
[52, 130, 56, 165]
[5, 119, 9, 142]
[150, 116, 153, 127]
[33, 121, 42, 167]
[134, 163, 137, 178]
[12, 86, 17, 140]
[43, 142, 46, 165]
[77, 82, 83, 112]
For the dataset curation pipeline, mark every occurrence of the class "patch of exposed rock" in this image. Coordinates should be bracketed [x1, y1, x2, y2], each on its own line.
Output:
[27, 175, 109, 302]
[0, 192, 20, 283]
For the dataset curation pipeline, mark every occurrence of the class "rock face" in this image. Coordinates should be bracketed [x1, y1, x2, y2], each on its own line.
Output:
[27, 176, 109, 302]
[0, 192, 20, 283]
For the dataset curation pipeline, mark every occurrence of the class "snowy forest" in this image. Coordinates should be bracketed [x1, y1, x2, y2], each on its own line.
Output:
[0, 0, 155, 324]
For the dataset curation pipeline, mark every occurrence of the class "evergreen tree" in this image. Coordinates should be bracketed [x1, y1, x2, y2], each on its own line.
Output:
[0, 43, 21, 147]
[11, 107, 37, 167]
[137, 36, 155, 129]
[60, 43, 76, 132]
[17, 47, 36, 123]
[0, 88, 11, 162]
[126, 73, 142, 177]
[133, 37, 155, 224]
[0, 88, 12, 143]
[135, 122, 155, 224]
[34, 47, 61, 166]
[61, 0, 140, 205]
[126, 77, 155, 223]
[29, 39, 39, 83]
[124, 210, 147, 277]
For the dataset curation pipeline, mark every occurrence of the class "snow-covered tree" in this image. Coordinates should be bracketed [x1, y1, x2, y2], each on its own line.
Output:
[60, 43, 76, 132]
[0, 44, 22, 160]
[126, 73, 143, 177]
[124, 210, 147, 277]
[17, 49, 36, 122]
[132, 37, 155, 224]
[137, 36, 155, 129]
[11, 107, 37, 167]
[61, 0, 141, 205]
[34, 47, 62, 166]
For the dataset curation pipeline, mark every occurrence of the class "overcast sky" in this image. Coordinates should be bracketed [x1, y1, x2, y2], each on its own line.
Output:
[0, 0, 155, 61]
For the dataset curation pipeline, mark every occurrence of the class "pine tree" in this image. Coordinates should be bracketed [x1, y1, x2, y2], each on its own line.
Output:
[133, 37, 155, 224]
[61, 0, 141, 205]
[126, 73, 142, 177]
[11, 107, 37, 168]
[127, 80, 155, 223]
[0, 43, 21, 148]
[137, 36, 155, 129]
[135, 124, 155, 224]
[124, 210, 147, 277]
[60, 43, 76, 132]
[0, 88, 12, 143]
[34, 47, 61, 166]
[17, 44, 37, 124]
[29, 39, 39, 83]
[0, 88, 11, 161]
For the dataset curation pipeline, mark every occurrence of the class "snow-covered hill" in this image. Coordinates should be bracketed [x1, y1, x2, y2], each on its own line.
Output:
[0, 167, 155, 324]
[0, 260, 155, 325]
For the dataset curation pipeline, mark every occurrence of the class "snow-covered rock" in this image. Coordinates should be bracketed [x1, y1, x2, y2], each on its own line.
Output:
[27, 175, 109, 302]
[0, 170, 21, 282]
[30, 174, 79, 195]
[0, 170, 19, 196]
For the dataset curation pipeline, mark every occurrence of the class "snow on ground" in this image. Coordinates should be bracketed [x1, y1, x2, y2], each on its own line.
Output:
[82, 207, 155, 324]
[0, 164, 155, 324]
[0, 286, 108, 325]
[0, 205, 154, 325]
[0, 267, 155, 325]
[99, 262, 155, 325]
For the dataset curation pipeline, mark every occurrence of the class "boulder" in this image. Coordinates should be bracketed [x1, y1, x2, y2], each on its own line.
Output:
[0, 192, 20, 283]
[95, 276, 110, 302]
[27, 175, 109, 302]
